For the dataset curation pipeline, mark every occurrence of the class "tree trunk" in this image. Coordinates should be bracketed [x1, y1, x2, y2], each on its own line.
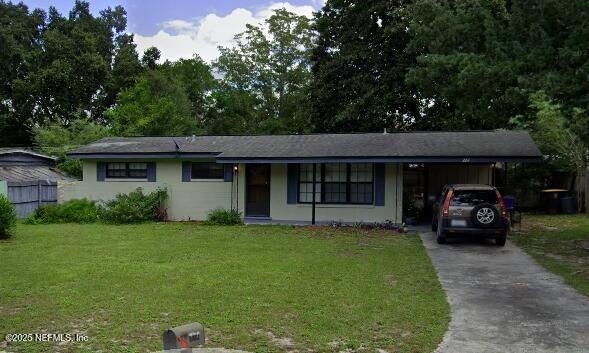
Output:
[585, 166, 589, 213]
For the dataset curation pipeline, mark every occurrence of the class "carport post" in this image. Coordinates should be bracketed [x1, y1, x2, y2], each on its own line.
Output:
[312, 163, 316, 225]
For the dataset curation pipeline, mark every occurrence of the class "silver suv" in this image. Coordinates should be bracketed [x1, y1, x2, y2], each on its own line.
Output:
[432, 184, 509, 246]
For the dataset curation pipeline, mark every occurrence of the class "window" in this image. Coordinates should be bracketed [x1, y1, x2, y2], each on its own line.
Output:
[350, 163, 374, 203]
[191, 162, 224, 180]
[450, 190, 497, 206]
[324, 163, 347, 203]
[298, 163, 373, 204]
[298, 164, 321, 203]
[106, 162, 147, 179]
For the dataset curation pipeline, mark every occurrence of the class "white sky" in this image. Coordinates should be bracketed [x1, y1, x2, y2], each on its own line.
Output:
[133, 2, 320, 63]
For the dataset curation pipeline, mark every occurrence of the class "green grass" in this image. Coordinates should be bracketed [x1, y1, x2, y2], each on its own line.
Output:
[512, 214, 589, 298]
[0, 223, 448, 353]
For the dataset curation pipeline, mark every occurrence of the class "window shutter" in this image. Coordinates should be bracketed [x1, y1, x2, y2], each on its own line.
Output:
[223, 164, 233, 182]
[287, 164, 298, 204]
[147, 162, 156, 182]
[374, 163, 385, 206]
[97, 162, 106, 182]
[182, 162, 191, 182]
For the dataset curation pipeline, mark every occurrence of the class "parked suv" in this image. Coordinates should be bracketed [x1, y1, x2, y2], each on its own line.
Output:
[432, 184, 508, 246]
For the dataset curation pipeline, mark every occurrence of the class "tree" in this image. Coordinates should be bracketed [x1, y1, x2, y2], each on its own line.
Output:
[406, 0, 517, 130]
[106, 70, 196, 136]
[407, 0, 589, 130]
[214, 8, 315, 134]
[33, 1, 130, 125]
[34, 119, 110, 178]
[511, 92, 589, 211]
[203, 88, 262, 135]
[107, 33, 144, 109]
[309, 0, 419, 132]
[162, 56, 216, 124]
[142, 47, 161, 70]
[0, 1, 140, 146]
[0, 1, 45, 146]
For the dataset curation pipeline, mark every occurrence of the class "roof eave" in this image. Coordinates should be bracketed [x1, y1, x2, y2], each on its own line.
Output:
[67, 152, 221, 160]
[215, 156, 543, 163]
[67, 153, 543, 164]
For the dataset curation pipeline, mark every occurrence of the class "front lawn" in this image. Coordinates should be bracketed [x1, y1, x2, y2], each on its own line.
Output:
[0, 223, 449, 353]
[512, 214, 589, 298]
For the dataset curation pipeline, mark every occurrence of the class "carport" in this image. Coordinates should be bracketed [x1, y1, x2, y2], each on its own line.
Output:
[400, 134, 543, 222]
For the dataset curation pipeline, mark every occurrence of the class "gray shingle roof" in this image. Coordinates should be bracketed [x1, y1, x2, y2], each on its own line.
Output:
[68, 131, 542, 162]
[0, 166, 73, 183]
[0, 148, 57, 160]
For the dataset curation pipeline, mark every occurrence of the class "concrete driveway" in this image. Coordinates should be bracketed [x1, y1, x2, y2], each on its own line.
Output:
[420, 232, 589, 353]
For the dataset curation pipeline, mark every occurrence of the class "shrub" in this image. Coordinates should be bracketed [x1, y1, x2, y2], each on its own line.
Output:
[0, 195, 17, 239]
[205, 208, 243, 225]
[25, 199, 98, 224]
[98, 187, 167, 224]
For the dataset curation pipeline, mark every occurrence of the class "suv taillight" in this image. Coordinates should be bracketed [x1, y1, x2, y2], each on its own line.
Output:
[442, 190, 453, 218]
[495, 189, 507, 218]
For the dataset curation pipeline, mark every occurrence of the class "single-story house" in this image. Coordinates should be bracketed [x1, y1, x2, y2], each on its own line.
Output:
[0, 148, 73, 217]
[63, 131, 542, 224]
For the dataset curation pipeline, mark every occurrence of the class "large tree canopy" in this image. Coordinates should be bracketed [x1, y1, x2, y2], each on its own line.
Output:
[0, 1, 45, 145]
[213, 8, 315, 134]
[309, 0, 419, 132]
[0, 0, 142, 146]
[106, 70, 196, 137]
[407, 0, 589, 130]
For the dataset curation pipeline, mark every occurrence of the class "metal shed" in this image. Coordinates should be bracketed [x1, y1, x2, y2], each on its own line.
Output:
[0, 149, 73, 218]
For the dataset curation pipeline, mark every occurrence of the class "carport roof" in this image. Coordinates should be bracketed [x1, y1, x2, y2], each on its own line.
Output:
[68, 130, 543, 163]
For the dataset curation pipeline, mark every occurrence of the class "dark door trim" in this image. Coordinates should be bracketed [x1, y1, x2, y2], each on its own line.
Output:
[245, 164, 271, 217]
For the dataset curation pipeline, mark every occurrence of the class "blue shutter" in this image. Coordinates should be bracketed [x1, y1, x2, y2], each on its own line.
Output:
[374, 163, 385, 206]
[224, 164, 233, 182]
[97, 162, 106, 182]
[287, 164, 298, 204]
[147, 162, 156, 182]
[182, 162, 191, 182]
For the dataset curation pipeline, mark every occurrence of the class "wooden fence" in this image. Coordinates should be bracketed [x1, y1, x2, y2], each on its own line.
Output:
[7, 181, 58, 218]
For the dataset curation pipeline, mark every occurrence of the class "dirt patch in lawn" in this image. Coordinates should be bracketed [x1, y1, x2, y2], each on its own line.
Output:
[253, 329, 296, 351]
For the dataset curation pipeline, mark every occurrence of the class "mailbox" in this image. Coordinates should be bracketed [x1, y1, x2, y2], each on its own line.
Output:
[163, 322, 205, 350]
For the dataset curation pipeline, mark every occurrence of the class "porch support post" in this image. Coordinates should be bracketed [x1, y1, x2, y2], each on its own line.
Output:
[312, 163, 316, 225]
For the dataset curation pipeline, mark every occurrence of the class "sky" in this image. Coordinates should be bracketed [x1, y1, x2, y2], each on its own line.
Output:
[22, 0, 326, 62]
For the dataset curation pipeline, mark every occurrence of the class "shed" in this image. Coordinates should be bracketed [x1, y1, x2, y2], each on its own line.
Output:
[0, 149, 73, 218]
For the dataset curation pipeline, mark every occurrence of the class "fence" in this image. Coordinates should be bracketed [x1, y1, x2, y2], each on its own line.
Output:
[7, 181, 58, 218]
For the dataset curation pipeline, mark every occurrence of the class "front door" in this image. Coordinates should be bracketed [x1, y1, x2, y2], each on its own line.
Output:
[246, 164, 271, 217]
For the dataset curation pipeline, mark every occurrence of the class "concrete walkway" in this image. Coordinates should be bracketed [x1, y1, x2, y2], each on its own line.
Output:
[419, 232, 589, 353]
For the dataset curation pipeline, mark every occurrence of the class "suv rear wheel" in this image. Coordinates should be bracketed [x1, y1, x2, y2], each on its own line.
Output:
[436, 224, 446, 244]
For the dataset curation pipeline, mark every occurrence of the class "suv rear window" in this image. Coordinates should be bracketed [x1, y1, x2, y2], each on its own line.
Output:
[450, 190, 497, 206]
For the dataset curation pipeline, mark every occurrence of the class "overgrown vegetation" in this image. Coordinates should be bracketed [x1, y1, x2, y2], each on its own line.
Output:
[33, 119, 110, 179]
[510, 92, 588, 211]
[25, 199, 98, 224]
[205, 208, 243, 226]
[512, 214, 589, 298]
[0, 223, 449, 352]
[24, 189, 167, 225]
[98, 187, 168, 224]
[0, 195, 17, 239]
